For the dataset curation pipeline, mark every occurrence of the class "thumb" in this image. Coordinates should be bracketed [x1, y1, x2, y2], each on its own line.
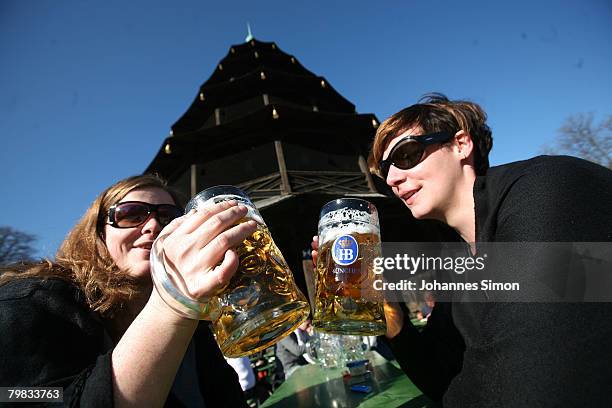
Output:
[195, 249, 240, 299]
[215, 249, 240, 288]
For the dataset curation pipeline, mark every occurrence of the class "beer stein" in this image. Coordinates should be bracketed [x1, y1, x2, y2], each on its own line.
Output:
[313, 198, 386, 335]
[151, 185, 310, 357]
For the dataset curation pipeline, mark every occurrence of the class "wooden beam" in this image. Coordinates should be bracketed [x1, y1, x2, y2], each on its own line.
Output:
[190, 164, 197, 197]
[358, 155, 377, 192]
[274, 140, 292, 195]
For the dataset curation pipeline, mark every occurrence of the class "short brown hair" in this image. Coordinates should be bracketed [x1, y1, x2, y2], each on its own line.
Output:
[369, 93, 493, 177]
[0, 174, 185, 317]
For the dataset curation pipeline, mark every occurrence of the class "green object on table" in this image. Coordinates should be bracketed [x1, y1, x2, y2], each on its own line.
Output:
[410, 318, 427, 330]
[261, 352, 436, 408]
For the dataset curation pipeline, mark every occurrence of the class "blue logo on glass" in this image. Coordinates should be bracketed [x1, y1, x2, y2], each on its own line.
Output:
[332, 234, 359, 266]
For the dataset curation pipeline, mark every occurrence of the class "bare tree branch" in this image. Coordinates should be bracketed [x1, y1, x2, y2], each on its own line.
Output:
[543, 113, 612, 169]
[0, 226, 37, 265]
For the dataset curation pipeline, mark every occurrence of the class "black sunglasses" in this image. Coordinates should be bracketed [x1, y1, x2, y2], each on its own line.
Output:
[378, 131, 454, 179]
[107, 201, 183, 229]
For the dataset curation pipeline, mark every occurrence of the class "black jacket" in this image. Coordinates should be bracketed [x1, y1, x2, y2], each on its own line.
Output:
[0, 277, 246, 407]
[389, 156, 612, 407]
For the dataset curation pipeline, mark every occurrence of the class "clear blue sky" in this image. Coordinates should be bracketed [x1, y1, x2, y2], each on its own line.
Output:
[1, 0, 611, 258]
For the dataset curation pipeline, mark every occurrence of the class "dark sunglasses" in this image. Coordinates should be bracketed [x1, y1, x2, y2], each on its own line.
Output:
[107, 201, 183, 229]
[378, 131, 454, 179]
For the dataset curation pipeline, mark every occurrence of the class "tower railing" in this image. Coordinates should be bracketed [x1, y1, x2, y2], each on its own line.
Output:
[237, 170, 373, 199]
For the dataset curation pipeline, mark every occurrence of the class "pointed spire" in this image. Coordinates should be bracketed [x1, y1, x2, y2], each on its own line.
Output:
[245, 23, 254, 42]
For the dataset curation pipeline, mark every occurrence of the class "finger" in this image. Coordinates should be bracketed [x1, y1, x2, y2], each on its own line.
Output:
[200, 219, 257, 262]
[383, 300, 404, 338]
[311, 236, 319, 266]
[215, 249, 240, 287]
[194, 249, 240, 299]
[311, 235, 319, 250]
[177, 200, 239, 235]
[192, 204, 250, 249]
[159, 209, 194, 236]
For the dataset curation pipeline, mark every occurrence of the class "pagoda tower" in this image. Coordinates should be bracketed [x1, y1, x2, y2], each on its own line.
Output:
[145, 37, 456, 296]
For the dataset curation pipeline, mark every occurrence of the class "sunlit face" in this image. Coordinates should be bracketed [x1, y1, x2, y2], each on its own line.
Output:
[103, 187, 175, 282]
[382, 126, 463, 221]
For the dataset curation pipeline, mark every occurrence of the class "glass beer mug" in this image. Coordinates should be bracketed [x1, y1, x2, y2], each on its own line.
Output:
[313, 198, 386, 335]
[151, 185, 310, 357]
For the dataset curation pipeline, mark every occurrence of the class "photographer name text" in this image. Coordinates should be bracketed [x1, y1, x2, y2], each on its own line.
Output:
[373, 279, 520, 291]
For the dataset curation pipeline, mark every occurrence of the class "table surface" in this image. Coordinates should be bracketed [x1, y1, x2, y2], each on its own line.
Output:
[261, 352, 436, 408]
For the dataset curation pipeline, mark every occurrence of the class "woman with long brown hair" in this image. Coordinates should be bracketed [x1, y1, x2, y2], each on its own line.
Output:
[0, 174, 256, 407]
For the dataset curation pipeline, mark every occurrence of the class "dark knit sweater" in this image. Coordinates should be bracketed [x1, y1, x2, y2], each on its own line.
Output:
[389, 156, 612, 407]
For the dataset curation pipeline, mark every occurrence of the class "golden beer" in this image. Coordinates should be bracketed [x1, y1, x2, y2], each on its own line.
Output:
[151, 186, 310, 358]
[313, 199, 386, 335]
[211, 220, 310, 356]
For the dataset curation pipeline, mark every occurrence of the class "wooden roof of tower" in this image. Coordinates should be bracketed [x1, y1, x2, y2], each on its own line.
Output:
[145, 38, 381, 194]
[144, 38, 460, 296]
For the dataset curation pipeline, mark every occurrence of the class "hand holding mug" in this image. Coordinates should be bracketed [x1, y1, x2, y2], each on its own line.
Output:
[160, 201, 257, 301]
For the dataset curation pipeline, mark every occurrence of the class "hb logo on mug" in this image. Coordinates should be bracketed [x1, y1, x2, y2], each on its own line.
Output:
[332, 235, 359, 266]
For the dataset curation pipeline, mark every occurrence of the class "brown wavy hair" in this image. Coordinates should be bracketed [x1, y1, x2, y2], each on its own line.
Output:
[0, 174, 185, 317]
[368, 93, 494, 177]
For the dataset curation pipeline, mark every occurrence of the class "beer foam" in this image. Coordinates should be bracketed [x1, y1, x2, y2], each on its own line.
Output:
[319, 210, 379, 244]
[320, 222, 378, 245]
[319, 207, 375, 226]
[189, 193, 265, 225]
